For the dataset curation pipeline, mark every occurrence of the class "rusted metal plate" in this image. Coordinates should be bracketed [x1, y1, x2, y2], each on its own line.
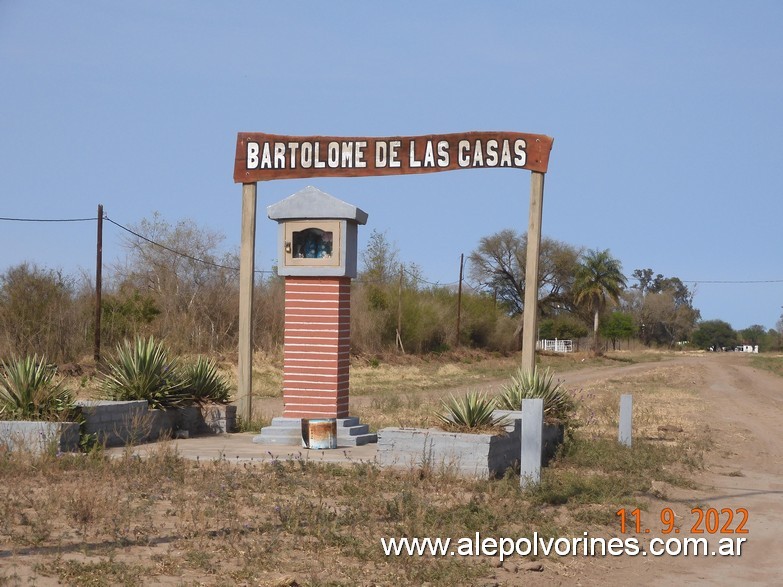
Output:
[301, 418, 337, 449]
[233, 131, 553, 182]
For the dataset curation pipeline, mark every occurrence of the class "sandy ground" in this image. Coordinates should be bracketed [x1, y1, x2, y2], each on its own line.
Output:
[528, 353, 783, 585]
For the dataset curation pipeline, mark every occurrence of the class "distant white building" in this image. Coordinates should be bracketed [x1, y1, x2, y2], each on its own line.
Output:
[736, 345, 759, 353]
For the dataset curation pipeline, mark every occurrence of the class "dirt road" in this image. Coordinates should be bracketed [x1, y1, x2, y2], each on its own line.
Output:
[556, 353, 782, 585]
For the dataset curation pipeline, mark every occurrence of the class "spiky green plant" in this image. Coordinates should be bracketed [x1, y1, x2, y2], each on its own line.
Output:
[435, 390, 505, 431]
[100, 336, 187, 409]
[0, 355, 74, 421]
[181, 357, 231, 404]
[495, 366, 575, 424]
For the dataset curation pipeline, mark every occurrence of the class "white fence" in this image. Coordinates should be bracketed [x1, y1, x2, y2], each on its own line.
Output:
[536, 339, 573, 353]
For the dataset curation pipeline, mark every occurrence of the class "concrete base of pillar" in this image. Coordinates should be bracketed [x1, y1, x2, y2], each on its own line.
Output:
[253, 416, 377, 447]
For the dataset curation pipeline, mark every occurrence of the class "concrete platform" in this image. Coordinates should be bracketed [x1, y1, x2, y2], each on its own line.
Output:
[105, 432, 378, 465]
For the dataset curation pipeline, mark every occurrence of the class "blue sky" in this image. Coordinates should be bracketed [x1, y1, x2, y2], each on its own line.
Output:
[1, 1, 782, 331]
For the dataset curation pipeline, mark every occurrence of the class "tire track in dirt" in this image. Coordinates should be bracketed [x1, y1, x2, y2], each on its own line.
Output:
[644, 354, 783, 585]
[590, 354, 783, 586]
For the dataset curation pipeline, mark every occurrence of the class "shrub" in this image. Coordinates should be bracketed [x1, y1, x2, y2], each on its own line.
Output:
[495, 366, 575, 425]
[100, 336, 188, 409]
[181, 357, 231, 404]
[0, 263, 91, 362]
[0, 355, 74, 421]
[435, 390, 505, 431]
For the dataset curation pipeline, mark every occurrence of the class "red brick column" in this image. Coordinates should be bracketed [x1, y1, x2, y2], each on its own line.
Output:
[283, 276, 351, 418]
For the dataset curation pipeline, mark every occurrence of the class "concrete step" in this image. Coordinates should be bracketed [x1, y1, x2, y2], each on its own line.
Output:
[339, 432, 378, 446]
[253, 416, 377, 447]
[341, 424, 369, 436]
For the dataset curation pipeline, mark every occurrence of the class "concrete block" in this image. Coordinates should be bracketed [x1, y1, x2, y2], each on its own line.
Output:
[201, 404, 237, 434]
[378, 411, 563, 480]
[75, 400, 236, 447]
[76, 400, 153, 447]
[0, 421, 80, 454]
[377, 427, 519, 478]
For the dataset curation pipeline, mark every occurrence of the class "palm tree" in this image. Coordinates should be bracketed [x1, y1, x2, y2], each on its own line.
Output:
[573, 249, 626, 354]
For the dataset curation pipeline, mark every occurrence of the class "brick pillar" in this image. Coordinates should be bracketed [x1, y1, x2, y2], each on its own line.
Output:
[283, 276, 351, 418]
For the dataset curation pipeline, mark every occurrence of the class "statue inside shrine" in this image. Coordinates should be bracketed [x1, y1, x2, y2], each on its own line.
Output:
[293, 228, 333, 259]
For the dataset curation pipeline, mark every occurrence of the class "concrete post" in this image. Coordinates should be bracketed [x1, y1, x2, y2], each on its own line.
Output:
[619, 394, 632, 447]
[520, 398, 544, 488]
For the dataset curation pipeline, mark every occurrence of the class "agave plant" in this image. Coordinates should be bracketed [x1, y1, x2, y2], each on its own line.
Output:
[101, 336, 188, 409]
[0, 355, 74, 421]
[181, 356, 231, 405]
[495, 366, 575, 424]
[435, 390, 505, 431]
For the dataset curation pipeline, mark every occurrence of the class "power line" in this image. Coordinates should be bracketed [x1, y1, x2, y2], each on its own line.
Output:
[0, 216, 97, 222]
[104, 216, 276, 275]
[4, 215, 783, 285]
[401, 265, 459, 287]
[1, 212, 279, 276]
[683, 279, 783, 284]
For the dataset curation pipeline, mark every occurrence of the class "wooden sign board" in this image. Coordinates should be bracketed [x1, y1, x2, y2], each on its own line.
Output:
[233, 131, 553, 182]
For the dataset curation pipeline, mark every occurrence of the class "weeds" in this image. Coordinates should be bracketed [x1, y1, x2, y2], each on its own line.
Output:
[39, 557, 147, 586]
[0, 448, 515, 585]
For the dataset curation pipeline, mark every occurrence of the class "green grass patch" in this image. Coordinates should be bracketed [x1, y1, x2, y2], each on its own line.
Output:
[750, 355, 783, 378]
[528, 434, 701, 507]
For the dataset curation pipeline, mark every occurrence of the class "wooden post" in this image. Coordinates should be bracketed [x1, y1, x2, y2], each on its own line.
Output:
[238, 183, 257, 426]
[93, 203, 103, 364]
[521, 171, 545, 373]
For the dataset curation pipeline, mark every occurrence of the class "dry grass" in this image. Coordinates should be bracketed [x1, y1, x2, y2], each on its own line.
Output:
[1, 350, 707, 586]
[575, 362, 706, 442]
[351, 350, 673, 433]
[0, 447, 546, 586]
[349, 350, 517, 397]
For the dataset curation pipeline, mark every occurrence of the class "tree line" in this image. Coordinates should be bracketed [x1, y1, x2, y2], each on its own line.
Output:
[1, 213, 781, 363]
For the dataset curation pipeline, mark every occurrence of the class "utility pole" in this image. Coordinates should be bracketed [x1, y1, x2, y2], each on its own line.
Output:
[94, 203, 103, 364]
[396, 263, 404, 353]
[456, 253, 464, 347]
